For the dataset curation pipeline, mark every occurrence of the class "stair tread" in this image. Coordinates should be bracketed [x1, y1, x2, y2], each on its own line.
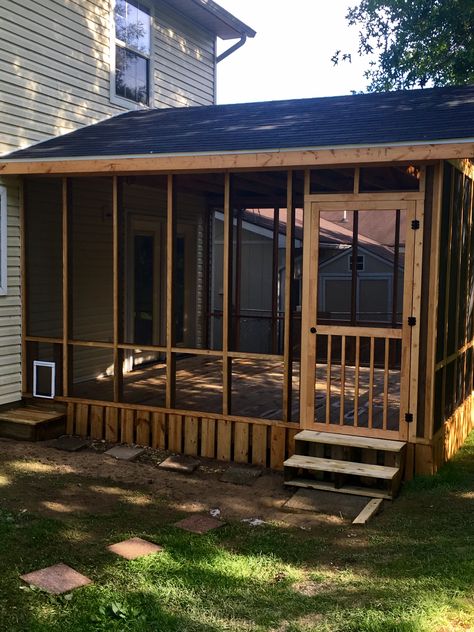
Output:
[294, 430, 405, 452]
[284, 479, 392, 500]
[284, 454, 399, 480]
[0, 409, 65, 425]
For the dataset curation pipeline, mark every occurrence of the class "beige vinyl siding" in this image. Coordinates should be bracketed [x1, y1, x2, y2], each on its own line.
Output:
[0, 178, 22, 405]
[0, 0, 216, 155]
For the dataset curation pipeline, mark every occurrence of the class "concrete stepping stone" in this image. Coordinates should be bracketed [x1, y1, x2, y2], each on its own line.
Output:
[158, 455, 199, 474]
[220, 465, 262, 486]
[107, 537, 163, 560]
[104, 445, 145, 461]
[175, 514, 225, 534]
[51, 436, 90, 452]
[20, 563, 92, 595]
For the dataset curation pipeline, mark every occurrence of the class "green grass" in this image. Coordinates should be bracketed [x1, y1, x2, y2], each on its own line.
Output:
[1, 437, 474, 632]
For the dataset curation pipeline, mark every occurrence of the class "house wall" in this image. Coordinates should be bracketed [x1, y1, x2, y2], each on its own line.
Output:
[0, 0, 216, 156]
[0, 177, 22, 405]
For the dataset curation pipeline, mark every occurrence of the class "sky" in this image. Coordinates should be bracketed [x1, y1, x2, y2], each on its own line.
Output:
[216, 1, 371, 105]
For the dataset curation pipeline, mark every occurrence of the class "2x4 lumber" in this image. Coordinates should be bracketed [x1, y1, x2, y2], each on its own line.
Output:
[62, 177, 70, 397]
[151, 412, 166, 449]
[217, 419, 232, 461]
[166, 175, 176, 409]
[282, 171, 294, 421]
[222, 173, 232, 416]
[90, 405, 104, 440]
[284, 454, 399, 479]
[234, 422, 249, 463]
[293, 430, 406, 452]
[20, 180, 27, 395]
[136, 411, 151, 446]
[252, 424, 267, 466]
[168, 413, 183, 452]
[4, 144, 473, 176]
[284, 478, 391, 500]
[270, 426, 286, 470]
[200, 418, 216, 458]
[352, 498, 384, 525]
[112, 176, 123, 403]
[184, 415, 199, 456]
[121, 408, 135, 444]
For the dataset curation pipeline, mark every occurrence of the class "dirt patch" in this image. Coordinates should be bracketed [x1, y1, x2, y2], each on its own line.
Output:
[0, 440, 357, 528]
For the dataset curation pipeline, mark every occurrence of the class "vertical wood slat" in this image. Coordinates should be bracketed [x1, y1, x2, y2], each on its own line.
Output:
[252, 424, 267, 466]
[151, 412, 166, 449]
[217, 419, 232, 461]
[166, 175, 175, 409]
[168, 413, 182, 452]
[282, 171, 294, 421]
[270, 426, 286, 470]
[122, 408, 135, 444]
[112, 176, 123, 403]
[184, 416, 199, 456]
[287, 427, 299, 458]
[62, 177, 70, 397]
[90, 405, 104, 440]
[66, 402, 75, 434]
[368, 337, 375, 429]
[136, 411, 151, 446]
[105, 406, 119, 442]
[383, 338, 390, 430]
[354, 336, 360, 427]
[234, 422, 249, 463]
[339, 335, 346, 425]
[75, 403, 89, 436]
[222, 173, 232, 415]
[326, 335, 332, 425]
[200, 418, 216, 458]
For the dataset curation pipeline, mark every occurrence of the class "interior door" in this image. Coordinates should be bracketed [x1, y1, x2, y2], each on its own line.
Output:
[300, 196, 419, 440]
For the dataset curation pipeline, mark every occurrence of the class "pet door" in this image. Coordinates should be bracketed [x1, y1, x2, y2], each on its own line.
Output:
[33, 361, 56, 399]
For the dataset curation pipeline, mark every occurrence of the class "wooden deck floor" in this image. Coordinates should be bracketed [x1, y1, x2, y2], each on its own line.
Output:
[72, 356, 401, 430]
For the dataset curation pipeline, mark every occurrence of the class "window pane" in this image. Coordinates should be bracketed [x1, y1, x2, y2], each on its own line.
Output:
[116, 48, 149, 105]
[115, 0, 150, 55]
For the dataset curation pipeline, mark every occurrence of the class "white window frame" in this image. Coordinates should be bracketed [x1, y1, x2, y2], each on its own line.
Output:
[33, 361, 56, 399]
[0, 186, 8, 296]
[110, 0, 154, 109]
[348, 254, 365, 272]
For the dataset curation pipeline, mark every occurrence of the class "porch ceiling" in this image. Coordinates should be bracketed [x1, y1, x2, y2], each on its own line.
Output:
[1, 86, 474, 175]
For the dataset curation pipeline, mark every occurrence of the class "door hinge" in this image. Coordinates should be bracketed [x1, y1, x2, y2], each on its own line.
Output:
[408, 316, 416, 326]
[405, 412, 414, 424]
[411, 219, 420, 230]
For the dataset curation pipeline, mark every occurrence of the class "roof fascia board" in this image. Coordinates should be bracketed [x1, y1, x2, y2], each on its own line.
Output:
[1, 141, 473, 175]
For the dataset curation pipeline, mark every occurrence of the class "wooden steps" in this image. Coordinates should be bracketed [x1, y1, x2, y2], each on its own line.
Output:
[0, 402, 67, 441]
[284, 430, 406, 499]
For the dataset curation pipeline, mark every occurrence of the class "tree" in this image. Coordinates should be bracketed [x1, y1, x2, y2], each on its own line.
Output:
[332, 0, 474, 92]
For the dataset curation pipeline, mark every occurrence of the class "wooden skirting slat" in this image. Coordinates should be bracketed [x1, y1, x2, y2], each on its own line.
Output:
[65, 401, 298, 469]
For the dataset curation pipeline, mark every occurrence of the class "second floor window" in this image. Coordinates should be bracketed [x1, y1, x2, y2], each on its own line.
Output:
[114, 0, 151, 105]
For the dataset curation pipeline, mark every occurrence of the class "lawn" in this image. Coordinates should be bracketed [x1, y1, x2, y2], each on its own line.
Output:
[1, 437, 474, 632]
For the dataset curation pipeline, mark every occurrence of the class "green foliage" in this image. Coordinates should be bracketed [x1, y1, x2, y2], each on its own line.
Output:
[333, 0, 474, 91]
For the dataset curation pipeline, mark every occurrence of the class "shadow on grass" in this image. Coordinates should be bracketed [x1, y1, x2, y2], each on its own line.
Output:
[0, 435, 474, 631]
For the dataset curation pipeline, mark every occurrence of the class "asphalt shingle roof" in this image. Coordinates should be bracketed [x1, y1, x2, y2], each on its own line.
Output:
[5, 85, 474, 161]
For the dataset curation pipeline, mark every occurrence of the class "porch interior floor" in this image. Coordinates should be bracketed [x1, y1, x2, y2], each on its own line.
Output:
[71, 356, 401, 431]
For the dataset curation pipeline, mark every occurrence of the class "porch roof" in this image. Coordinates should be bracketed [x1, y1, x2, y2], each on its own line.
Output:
[2, 86, 474, 173]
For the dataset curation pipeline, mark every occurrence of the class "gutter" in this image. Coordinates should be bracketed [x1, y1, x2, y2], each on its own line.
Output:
[216, 34, 247, 63]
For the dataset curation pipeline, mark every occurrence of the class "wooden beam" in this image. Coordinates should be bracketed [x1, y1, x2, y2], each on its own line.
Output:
[62, 177, 70, 397]
[222, 173, 232, 415]
[20, 178, 27, 394]
[112, 176, 123, 402]
[2, 143, 473, 176]
[166, 175, 176, 409]
[282, 171, 294, 422]
[352, 498, 384, 525]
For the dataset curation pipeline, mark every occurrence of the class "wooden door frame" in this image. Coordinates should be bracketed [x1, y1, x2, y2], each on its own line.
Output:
[299, 193, 424, 441]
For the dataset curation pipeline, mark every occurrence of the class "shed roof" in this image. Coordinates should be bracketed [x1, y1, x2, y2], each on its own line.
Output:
[4, 85, 474, 163]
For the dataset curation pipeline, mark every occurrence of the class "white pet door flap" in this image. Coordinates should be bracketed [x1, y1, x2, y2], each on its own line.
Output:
[33, 361, 56, 399]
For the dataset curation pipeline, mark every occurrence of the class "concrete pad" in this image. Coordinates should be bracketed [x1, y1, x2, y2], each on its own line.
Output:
[104, 445, 145, 461]
[20, 563, 91, 594]
[51, 436, 90, 452]
[158, 455, 199, 474]
[175, 514, 225, 534]
[107, 537, 163, 560]
[220, 465, 262, 486]
[284, 489, 368, 520]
